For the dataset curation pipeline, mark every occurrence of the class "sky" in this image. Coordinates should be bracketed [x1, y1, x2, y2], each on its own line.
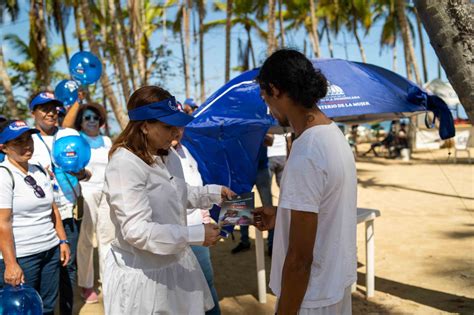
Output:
[0, 1, 450, 132]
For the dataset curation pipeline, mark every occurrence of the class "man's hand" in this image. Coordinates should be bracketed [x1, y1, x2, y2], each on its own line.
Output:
[60, 243, 71, 267]
[221, 187, 236, 201]
[253, 206, 277, 231]
[4, 262, 24, 286]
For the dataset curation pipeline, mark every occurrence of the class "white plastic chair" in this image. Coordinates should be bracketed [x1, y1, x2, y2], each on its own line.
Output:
[453, 130, 471, 164]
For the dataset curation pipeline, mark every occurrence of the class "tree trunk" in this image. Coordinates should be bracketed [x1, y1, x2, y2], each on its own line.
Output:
[267, 0, 276, 55]
[415, 0, 473, 124]
[396, 0, 421, 84]
[108, 0, 131, 101]
[323, 17, 333, 58]
[53, 0, 70, 64]
[414, 8, 428, 83]
[245, 24, 256, 68]
[225, 0, 233, 82]
[0, 45, 17, 117]
[392, 42, 397, 72]
[30, 0, 50, 89]
[198, 0, 205, 103]
[100, 0, 107, 50]
[278, 0, 285, 47]
[352, 18, 366, 63]
[80, 0, 128, 129]
[73, 0, 84, 51]
[131, 0, 146, 85]
[308, 0, 320, 57]
[115, 0, 137, 91]
[183, 1, 191, 98]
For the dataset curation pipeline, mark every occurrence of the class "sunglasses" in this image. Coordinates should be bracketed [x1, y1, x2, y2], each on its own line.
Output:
[24, 175, 46, 198]
[83, 115, 100, 122]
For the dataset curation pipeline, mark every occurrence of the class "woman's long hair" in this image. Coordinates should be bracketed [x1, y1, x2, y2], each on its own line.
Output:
[109, 86, 172, 165]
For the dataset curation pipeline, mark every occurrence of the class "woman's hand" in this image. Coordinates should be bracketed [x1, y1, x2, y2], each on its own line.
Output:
[221, 187, 236, 201]
[202, 224, 221, 247]
[4, 262, 24, 286]
[60, 243, 71, 267]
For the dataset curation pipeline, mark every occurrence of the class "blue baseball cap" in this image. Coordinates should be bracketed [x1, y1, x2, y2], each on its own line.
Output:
[128, 97, 194, 127]
[29, 92, 63, 111]
[184, 98, 198, 109]
[0, 120, 40, 144]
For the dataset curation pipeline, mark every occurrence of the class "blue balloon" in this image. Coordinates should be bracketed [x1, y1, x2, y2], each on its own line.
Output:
[69, 51, 102, 85]
[54, 80, 79, 105]
[0, 284, 43, 315]
[52, 135, 91, 173]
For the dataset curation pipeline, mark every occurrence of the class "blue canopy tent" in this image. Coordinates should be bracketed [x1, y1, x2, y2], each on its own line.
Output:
[182, 58, 454, 205]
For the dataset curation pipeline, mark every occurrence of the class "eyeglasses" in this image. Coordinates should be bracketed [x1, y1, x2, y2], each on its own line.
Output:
[24, 175, 46, 198]
[83, 115, 100, 122]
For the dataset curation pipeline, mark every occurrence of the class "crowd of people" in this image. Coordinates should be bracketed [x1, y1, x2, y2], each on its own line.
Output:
[0, 49, 358, 315]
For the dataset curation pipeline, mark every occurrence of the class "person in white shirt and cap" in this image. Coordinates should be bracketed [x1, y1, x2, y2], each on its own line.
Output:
[103, 86, 235, 315]
[254, 49, 357, 315]
[29, 91, 90, 315]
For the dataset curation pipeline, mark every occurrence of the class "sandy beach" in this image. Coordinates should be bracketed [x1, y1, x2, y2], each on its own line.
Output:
[77, 145, 474, 315]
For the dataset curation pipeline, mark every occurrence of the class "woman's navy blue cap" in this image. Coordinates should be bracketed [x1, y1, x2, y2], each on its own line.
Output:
[128, 97, 194, 127]
[0, 120, 39, 144]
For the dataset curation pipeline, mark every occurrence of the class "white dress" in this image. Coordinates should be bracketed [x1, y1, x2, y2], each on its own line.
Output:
[103, 148, 222, 315]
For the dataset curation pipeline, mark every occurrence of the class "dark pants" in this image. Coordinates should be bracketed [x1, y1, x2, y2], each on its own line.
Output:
[60, 218, 79, 315]
[0, 246, 60, 315]
[191, 246, 221, 315]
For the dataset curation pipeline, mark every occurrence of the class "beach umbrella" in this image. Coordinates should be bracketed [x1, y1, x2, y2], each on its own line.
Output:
[182, 58, 454, 199]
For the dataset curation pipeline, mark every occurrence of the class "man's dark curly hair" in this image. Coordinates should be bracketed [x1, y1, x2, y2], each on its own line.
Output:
[256, 49, 328, 109]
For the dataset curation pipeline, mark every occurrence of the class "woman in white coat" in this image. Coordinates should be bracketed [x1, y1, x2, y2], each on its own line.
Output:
[103, 86, 234, 315]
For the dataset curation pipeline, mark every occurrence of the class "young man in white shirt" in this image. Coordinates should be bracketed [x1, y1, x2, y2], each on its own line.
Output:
[254, 49, 357, 315]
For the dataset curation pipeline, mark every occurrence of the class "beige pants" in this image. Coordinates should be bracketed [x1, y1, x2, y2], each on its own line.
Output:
[77, 188, 115, 288]
[298, 286, 352, 315]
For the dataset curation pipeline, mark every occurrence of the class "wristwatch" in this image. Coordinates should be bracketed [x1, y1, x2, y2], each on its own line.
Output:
[59, 239, 70, 245]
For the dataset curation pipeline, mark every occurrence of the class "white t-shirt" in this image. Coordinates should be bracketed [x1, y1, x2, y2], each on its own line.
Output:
[0, 158, 58, 259]
[269, 122, 357, 309]
[80, 134, 112, 192]
[172, 145, 210, 226]
[31, 131, 77, 220]
[267, 134, 288, 158]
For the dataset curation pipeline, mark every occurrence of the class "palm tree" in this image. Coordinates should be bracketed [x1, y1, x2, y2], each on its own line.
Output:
[172, 0, 191, 98]
[0, 44, 17, 117]
[4, 34, 66, 93]
[72, 0, 84, 51]
[396, 0, 421, 84]
[413, 6, 428, 83]
[47, 0, 72, 64]
[130, 0, 146, 85]
[373, 0, 399, 70]
[206, 0, 267, 69]
[108, 0, 131, 101]
[415, 0, 473, 123]
[267, 0, 276, 54]
[285, 0, 321, 58]
[225, 0, 233, 82]
[80, 0, 128, 129]
[197, 0, 205, 103]
[0, 0, 19, 117]
[308, 0, 321, 57]
[29, 0, 50, 89]
[277, 0, 285, 47]
[115, 0, 137, 91]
